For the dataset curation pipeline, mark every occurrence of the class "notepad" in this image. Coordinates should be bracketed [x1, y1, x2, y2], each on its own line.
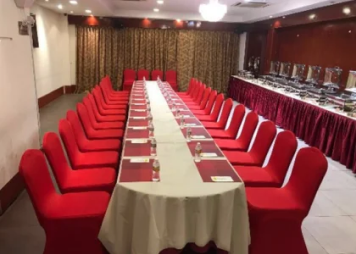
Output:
[131, 139, 148, 144]
[132, 103, 145, 106]
[134, 99, 145, 101]
[133, 117, 146, 120]
[201, 153, 218, 158]
[211, 176, 234, 182]
[134, 109, 146, 112]
[130, 158, 150, 163]
[132, 127, 147, 130]
[191, 135, 206, 139]
[185, 123, 197, 126]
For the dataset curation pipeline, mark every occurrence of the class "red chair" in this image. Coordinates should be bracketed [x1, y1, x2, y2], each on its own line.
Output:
[181, 82, 203, 103]
[151, 70, 163, 80]
[19, 150, 109, 254]
[59, 120, 119, 169]
[196, 93, 224, 122]
[93, 87, 127, 110]
[177, 78, 195, 96]
[83, 96, 126, 122]
[123, 69, 136, 91]
[66, 110, 121, 152]
[179, 79, 199, 99]
[208, 104, 245, 139]
[215, 111, 259, 151]
[77, 103, 123, 130]
[138, 69, 149, 80]
[43, 132, 116, 194]
[201, 98, 233, 129]
[191, 90, 217, 116]
[188, 87, 211, 110]
[234, 130, 297, 187]
[223, 121, 276, 166]
[101, 76, 129, 96]
[100, 82, 129, 105]
[166, 70, 177, 91]
[246, 147, 328, 254]
[88, 93, 126, 116]
[185, 84, 207, 105]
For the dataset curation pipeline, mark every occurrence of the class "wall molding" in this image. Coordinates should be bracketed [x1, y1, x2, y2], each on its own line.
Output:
[38, 85, 77, 109]
[0, 172, 24, 215]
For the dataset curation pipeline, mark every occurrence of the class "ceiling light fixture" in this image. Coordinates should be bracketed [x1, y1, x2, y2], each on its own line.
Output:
[57, 4, 63, 9]
[69, 0, 77, 4]
[199, 0, 227, 22]
[309, 14, 316, 19]
[282, 16, 286, 19]
[153, 8, 159, 12]
[70, 11, 74, 14]
[343, 7, 351, 15]
[45, 0, 49, 2]
[157, 0, 164, 4]
[85, 9, 92, 13]
[176, 19, 181, 22]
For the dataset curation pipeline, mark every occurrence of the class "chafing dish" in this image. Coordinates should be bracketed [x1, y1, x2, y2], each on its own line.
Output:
[323, 66, 342, 93]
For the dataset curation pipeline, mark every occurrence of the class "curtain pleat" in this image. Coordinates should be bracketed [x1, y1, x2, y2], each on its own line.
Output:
[76, 27, 239, 93]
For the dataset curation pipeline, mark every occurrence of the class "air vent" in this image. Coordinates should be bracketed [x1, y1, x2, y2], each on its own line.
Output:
[232, 0, 268, 8]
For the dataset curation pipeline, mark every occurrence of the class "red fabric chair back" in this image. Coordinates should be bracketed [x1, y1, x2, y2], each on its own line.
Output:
[138, 69, 150, 80]
[285, 147, 328, 213]
[93, 87, 107, 108]
[192, 82, 203, 101]
[199, 87, 212, 110]
[249, 121, 277, 165]
[43, 132, 72, 194]
[124, 69, 136, 82]
[186, 78, 195, 94]
[204, 90, 217, 114]
[189, 79, 199, 98]
[66, 110, 87, 141]
[226, 104, 245, 138]
[235, 111, 259, 150]
[58, 119, 81, 167]
[151, 70, 163, 80]
[77, 103, 97, 132]
[209, 93, 225, 121]
[265, 130, 297, 186]
[194, 83, 206, 103]
[19, 149, 58, 227]
[166, 70, 177, 83]
[83, 95, 101, 120]
[216, 98, 233, 128]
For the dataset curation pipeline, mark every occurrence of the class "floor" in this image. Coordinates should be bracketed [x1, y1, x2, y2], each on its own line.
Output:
[1, 94, 356, 254]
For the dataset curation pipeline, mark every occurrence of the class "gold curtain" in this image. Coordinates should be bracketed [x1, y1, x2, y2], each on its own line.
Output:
[76, 27, 239, 93]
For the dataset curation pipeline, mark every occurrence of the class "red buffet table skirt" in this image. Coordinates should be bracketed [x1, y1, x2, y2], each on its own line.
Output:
[228, 76, 356, 173]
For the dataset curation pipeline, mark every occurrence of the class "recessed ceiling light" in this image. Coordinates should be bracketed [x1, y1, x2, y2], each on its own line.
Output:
[343, 7, 351, 15]
[176, 19, 181, 22]
[45, 0, 49, 2]
[269, 15, 273, 18]
[282, 16, 286, 19]
[85, 9, 92, 13]
[70, 11, 74, 14]
[349, 30, 352, 33]
[309, 14, 316, 19]
[69, 0, 77, 4]
[157, 0, 164, 4]
[57, 4, 63, 9]
[153, 8, 159, 12]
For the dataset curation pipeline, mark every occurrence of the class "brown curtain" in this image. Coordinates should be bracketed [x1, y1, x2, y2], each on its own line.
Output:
[76, 27, 239, 93]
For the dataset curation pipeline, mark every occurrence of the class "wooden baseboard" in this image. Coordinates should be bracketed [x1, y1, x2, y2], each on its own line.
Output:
[38, 85, 77, 109]
[0, 173, 25, 215]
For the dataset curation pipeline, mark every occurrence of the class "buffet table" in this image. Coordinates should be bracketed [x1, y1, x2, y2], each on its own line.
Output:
[228, 76, 356, 173]
[99, 81, 250, 254]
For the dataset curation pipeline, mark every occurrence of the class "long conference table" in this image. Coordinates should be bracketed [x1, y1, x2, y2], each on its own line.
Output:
[228, 76, 356, 173]
[99, 81, 250, 254]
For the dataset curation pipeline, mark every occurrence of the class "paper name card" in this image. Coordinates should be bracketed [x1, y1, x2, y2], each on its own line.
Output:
[134, 109, 146, 112]
[185, 123, 197, 126]
[130, 158, 150, 163]
[134, 99, 145, 101]
[131, 139, 148, 144]
[211, 176, 234, 182]
[201, 153, 218, 158]
[132, 103, 145, 106]
[133, 117, 146, 120]
[183, 115, 191, 118]
[132, 127, 147, 130]
[191, 135, 206, 139]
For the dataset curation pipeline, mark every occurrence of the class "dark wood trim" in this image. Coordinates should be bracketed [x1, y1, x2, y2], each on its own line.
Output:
[64, 85, 76, 94]
[0, 173, 25, 215]
[38, 86, 64, 108]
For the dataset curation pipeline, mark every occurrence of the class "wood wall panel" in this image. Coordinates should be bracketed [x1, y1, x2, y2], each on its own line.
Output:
[245, 31, 267, 71]
[274, 18, 356, 88]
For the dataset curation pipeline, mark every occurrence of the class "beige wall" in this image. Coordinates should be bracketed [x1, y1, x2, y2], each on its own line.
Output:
[0, 1, 40, 189]
[31, 4, 71, 98]
[69, 24, 77, 86]
[239, 32, 247, 71]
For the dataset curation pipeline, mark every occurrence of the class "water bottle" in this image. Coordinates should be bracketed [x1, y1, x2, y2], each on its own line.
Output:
[186, 127, 192, 142]
[151, 138, 157, 156]
[152, 158, 160, 182]
[180, 115, 185, 129]
[171, 103, 176, 112]
[194, 142, 202, 162]
[147, 99, 151, 105]
[148, 122, 154, 138]
[176, 109, 180, 118]
[147, 105, 151, 112]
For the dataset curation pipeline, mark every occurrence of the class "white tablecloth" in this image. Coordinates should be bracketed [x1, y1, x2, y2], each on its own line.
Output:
[99, 81, 250, 254]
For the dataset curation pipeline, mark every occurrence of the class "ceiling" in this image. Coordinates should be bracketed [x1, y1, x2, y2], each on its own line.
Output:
[36, 0, 351, 23]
